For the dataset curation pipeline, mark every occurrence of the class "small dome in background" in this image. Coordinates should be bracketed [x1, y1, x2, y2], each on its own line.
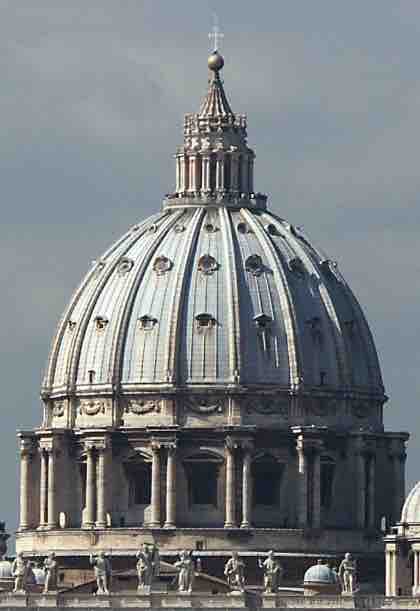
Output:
[0, 560, 12, 579]
[401, 480, 420, 524]
[30, 565, 45, 585]
[304, 560, 338, 584]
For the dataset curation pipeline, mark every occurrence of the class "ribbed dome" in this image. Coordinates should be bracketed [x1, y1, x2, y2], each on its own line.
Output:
[400, 481, 420, 524]
[41, 52, 385, 418]
[43, 207, 383, 397]
[304, 562, 338, 584]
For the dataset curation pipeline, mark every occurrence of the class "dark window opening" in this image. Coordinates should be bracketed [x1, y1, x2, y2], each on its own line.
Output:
[320, 458, 335, 509]
[189, 463, 218, 506]
[224, 157, 231, 190]
[127, 464, 152, 506]
[209, 155, 217, 191]
[253, 459, 282, 506]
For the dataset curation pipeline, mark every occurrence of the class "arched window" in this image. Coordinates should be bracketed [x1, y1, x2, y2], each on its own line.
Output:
[252, 456, 283, 506]
[320, 456, 335, 510]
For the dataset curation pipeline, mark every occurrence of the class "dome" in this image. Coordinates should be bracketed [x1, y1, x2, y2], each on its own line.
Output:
[43, 209, 383, 396]
[30, 566, 45, 585]
[304, 561, 338, 584]
[0, 560, 12, 579]
[41, 52, 385, 423]
[401, 481, 420, 524]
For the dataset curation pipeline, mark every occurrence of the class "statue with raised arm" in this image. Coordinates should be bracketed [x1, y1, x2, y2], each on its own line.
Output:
[43, 552, 58, 593]
[12, 552, 28, 593]
[258, 550, 282, 593]
[224, 552, 245, 592]
[90, 552, 111, 595]
[338, 553, 357, 594]
[136, 543, 158, 590]
[174, 550, 195, 593]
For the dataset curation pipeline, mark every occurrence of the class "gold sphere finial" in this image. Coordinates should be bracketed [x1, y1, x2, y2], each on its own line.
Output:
[208, 51, 224, 72]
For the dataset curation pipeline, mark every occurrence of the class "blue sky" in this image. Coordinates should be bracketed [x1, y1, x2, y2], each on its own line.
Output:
[1, 0, 419, 539]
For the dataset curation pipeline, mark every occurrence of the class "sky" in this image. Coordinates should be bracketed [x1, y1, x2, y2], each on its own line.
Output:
[0, 0, 419, 542]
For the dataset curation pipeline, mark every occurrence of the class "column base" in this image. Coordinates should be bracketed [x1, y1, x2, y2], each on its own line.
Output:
[46, 523, 58, 530]
[96, 522, 107, 528]
[82, 522, 95, 529]
[163, 522, 176, 529]
[224, 522, 237, 529]
[148, 522, 161, 528]
[240, 521, 251, 529]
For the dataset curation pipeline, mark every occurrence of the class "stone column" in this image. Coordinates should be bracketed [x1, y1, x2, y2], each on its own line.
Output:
[47, 448, 57, 528]
[201, 155, 210, 192]
[19, 441, 33, 530]
[176, 157, 181, 192]
[39, 449, 48, 528]
[150, 441, 161, 527]
[241, 155, 249, 194]
[241, 445, 252, 528]
[164, 443, 177, 528]
[367, 455, 376, 528]
[224, 437, 237, 528]
[390, 440, 407, 523]
[216, 155, 225, 191]
[84, 447, 96, 528]
[355, 447, 367, 529]
[248, 157, 254, 193]
[96, 446, 107, 528]
[312, 449, 322, 529]
[296, 437, 308, 528]
[188, 156, 197, 192]
[413, 548, 420, 596]
[179, 155, 187, 192]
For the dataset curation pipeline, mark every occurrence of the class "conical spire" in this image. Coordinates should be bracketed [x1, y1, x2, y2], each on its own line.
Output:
[164, 52, 267, 211]
[198, 52, 234, 119]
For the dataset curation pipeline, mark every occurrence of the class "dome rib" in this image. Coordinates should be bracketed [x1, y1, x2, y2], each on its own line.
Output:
[110, 210, 185, 391]
[66, 213, 170, 394]
[220, 207, 242, 382]
[241, 209, 301, 387]
[162, 208, 205, 385]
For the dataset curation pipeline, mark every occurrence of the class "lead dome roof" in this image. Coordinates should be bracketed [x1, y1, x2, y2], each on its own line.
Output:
[42, 53, 385, 403]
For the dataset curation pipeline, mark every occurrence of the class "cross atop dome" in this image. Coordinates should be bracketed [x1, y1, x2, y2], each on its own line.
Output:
[208, 15, 224, 52]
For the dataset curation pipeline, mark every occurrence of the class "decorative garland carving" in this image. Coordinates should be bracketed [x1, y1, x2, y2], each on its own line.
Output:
[125, 399, 161, 415]
[52, 401, 65, 417]
[79, 400, 106, 416]
[244, 397, 289, 418]
[185, 397, 224, 414]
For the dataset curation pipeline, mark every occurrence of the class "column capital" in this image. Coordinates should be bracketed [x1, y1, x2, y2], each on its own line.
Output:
[225, 435, 240, 452]
[19, 438, 35, 458]
[83, 436, 110, 452]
